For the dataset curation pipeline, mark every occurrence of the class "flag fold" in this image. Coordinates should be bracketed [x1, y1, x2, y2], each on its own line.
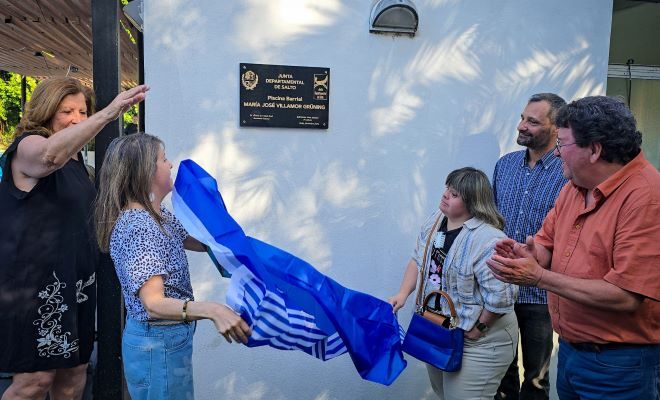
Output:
[172, 159, 406, 385]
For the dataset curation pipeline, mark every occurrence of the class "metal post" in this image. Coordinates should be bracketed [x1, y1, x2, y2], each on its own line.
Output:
[138, 31, 145, 132]
[92, 0, 124, 399]
[20, 76, 26, 112]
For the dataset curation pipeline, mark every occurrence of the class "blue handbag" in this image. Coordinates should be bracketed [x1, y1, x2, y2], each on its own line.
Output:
[401, 290, 464, 372]
[401, 214, 463, 371]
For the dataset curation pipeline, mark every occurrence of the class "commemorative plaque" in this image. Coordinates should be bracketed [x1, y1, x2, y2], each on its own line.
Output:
[240, 63, 330, 129]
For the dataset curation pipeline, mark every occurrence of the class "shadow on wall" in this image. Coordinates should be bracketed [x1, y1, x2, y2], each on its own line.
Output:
[453, 132, 501, 173]
[163, 0, 606, 271]
[145, 0, 610, 399]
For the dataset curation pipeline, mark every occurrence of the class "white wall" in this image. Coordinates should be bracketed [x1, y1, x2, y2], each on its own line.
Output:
[144, 1, 612, 399]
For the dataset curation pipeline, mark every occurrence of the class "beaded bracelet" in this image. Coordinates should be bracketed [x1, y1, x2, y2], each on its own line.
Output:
[182, 298, 191, 322]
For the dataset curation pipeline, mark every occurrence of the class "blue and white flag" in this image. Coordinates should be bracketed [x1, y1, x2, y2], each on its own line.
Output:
[172, 159, 406, 386]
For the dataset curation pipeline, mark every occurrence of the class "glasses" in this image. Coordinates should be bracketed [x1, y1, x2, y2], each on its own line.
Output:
[555, 138, 577, 155]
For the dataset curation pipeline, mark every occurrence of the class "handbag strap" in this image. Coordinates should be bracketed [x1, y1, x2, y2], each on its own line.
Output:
[423, 290, 459, 327]
[413, 213, 444, 311]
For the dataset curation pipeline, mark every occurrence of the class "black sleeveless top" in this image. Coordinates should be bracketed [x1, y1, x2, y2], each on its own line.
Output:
[0, 132, 98, 372]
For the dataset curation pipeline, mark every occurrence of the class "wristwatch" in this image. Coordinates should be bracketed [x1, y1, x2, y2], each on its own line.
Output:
[475, 321, 489, 333]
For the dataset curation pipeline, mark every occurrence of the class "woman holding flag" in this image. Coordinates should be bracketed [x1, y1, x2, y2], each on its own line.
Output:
[389, 167, 518, 399]
[95, 133, 251, 400]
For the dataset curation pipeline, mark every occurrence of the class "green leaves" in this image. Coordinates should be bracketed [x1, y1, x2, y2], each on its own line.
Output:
[1, 74, 30, 124]
[0, 72, 37, 150]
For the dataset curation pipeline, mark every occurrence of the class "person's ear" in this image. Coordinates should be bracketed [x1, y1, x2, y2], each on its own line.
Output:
[589, 142, 602, 163]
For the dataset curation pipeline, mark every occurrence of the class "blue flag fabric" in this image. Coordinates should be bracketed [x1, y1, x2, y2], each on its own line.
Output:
[172, 159, 407, 385]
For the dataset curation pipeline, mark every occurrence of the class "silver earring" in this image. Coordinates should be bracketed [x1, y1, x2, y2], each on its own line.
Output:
[149, 192, 155, 202]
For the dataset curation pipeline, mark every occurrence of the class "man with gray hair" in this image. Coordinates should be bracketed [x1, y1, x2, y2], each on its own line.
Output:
[492, 93, 567, 400]
[488, 96, 659, 399]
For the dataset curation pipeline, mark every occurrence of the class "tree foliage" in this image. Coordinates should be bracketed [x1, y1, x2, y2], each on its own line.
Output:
[0, 72, 37, 150]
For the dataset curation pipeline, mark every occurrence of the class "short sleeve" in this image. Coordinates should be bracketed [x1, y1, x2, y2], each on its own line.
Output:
[120, 222, 170, 296]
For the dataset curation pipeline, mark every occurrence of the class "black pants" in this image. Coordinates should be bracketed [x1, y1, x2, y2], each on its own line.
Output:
[495, 304, 553, 400]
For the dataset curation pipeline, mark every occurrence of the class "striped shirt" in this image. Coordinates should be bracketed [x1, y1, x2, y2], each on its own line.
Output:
[492, 149, 567, 304]
[412, 210, 517, 331]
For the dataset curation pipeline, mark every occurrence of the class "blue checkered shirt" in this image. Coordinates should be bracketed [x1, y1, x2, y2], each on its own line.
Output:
[492, 149, 568, 304]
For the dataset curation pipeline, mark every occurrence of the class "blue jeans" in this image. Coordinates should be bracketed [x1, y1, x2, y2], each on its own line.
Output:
[122, 317, 196, 400]
[557, 339, 659, 400]
[496, 303, 553, 400]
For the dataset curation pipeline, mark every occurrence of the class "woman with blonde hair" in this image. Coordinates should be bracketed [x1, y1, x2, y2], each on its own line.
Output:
[0, 77, 147, 400]
[95, 133, 250, 400]
[389, 167, 518, 399]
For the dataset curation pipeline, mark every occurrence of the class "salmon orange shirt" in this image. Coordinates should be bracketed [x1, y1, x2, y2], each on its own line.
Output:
[536, 152, 660, 344]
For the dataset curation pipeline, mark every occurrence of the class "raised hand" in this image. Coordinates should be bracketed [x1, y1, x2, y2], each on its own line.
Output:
[101, 84, 150, 121]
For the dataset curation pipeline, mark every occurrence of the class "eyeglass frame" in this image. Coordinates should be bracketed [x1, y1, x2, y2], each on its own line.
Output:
[555, 138, 577, 155]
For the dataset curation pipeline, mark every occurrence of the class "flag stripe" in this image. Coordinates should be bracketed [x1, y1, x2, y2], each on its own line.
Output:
[172, 159, 406, 385]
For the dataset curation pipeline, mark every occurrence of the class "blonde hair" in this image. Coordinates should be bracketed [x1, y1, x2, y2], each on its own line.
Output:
[95, 133, 164, 252]
[445, 167, 504, 230]
[14, 77, 95, 138]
